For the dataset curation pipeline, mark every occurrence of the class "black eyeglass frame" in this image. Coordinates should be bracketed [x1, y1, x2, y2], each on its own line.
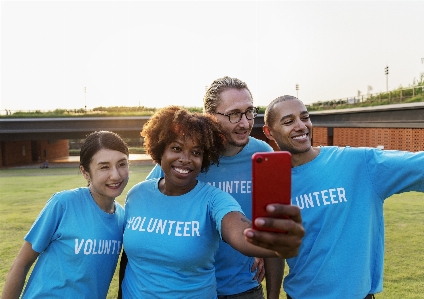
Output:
[215, 107, 258, 124]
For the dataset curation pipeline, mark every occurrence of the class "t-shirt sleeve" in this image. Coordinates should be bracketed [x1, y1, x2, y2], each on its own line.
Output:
[209, 189, 243, 239]
[366, 148, 424, 199]
[146, 164, 164, 180]
[24, 194, 65, 253]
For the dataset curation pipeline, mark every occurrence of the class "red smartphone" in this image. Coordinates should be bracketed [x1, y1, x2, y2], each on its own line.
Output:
[252, 151, 292, 232]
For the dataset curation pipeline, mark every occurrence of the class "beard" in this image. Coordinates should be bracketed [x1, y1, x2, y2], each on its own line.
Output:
[225, 125, 252, 149]
[227, 131, 250, 148]
[228, 139, 249, 148]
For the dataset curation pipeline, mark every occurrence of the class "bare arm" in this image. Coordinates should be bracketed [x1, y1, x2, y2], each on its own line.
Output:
[1, 241, 39, 299]
[221, 212, 277, 257]
[264, 258, 284, 299]
[222, 204, 304, 258]
[244, 204, 304, 258]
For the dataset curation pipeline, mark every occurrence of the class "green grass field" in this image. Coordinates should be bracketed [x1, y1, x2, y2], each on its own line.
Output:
[0, 165, 423, 298]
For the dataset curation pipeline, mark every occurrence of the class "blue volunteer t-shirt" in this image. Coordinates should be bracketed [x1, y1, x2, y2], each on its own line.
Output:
[22, 187, 124, 299]
[121, 179, 243, 299]
[285, 146, 424, 299]
[145, 136, 274, 295]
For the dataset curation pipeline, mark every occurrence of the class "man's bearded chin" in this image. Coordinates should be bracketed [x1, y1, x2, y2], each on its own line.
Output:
[229, 140, 248, 148]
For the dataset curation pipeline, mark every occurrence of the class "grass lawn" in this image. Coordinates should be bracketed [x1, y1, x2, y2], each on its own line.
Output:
[1, 165, 423, 298]
[0, 164, 152, 298]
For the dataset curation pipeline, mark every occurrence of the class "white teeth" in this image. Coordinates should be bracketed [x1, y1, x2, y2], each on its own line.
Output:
[293, 134, 307, 140]
[108, 183, 120, 187]
[175, 168, 189, 174]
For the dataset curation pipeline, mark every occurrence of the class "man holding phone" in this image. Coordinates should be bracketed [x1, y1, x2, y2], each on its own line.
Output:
[262, 95, 424, 298]
[147, 76, 285, 299]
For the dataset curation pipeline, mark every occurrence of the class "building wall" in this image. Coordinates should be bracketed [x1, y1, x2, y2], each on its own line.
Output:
[39, 140, 69, 161]
[313, 127, 424, 152]
[1, 140, 33, 166]
[312, 127, 329, 146]
[253, 127, 424, 152]
[2, 128, 423, 166]
[1, 139, 69, 167]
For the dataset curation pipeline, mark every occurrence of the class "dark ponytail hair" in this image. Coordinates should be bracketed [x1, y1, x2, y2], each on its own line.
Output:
[80, 131, 129, 172]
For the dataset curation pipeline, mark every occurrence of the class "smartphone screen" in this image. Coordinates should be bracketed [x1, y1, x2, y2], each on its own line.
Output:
[251, 151, 291, 232]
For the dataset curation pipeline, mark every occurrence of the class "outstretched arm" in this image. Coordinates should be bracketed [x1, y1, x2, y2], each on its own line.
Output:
[1, 241, 39, 299]
[244, 204, 304, 258]
[222, 204, 304, 259]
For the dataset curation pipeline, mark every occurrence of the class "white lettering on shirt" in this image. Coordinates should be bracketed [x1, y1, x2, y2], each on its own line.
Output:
[74, 239, 122, 255]
[208, 180, 251, 194]
[126, 217, 201, 236]
[294, 187, 347, 209]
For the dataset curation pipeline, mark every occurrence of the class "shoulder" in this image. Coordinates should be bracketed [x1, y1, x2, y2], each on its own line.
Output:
[248, 137, 273, 151]
[197, 181, 238, 202]
[37, 188, 89, 215]
[321, 145, 365, 154]
[127, 179, 158, 200]
[146, 164, 164, 180]
[114, 201, 125, 216]
[130, 179, 157, 191]
[320, 146, 390, 164]
[196, 180, 217, 192]
[197, 181, 228, 195]
[48, 187, 87, 204]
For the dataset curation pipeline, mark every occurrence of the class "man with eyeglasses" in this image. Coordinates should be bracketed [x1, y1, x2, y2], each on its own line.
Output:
[146, 76, 284, 299]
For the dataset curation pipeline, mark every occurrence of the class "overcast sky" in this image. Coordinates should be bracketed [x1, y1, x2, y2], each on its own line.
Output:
[1, 0, 423, 112]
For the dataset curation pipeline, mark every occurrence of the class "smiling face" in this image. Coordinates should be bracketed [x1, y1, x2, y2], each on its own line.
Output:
[263, 98, 313, 154]
[214, 88, 254, 156]
[81, 148, 129, 203]
[159, 134, 203, 196]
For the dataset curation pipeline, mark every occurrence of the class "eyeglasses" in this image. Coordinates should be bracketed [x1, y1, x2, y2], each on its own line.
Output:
[215, 107, 258, 124]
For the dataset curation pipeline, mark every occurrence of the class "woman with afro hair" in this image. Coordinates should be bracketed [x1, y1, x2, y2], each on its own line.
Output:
[119, 106, 303, 299]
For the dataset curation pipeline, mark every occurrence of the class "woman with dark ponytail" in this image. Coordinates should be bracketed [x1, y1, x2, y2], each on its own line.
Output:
[2, 131, 130, 299]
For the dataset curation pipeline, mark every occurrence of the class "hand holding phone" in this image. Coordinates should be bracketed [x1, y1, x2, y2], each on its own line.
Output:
[252, 151, 291, 232]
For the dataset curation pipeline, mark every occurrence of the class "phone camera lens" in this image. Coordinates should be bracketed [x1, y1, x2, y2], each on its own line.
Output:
[256, 157, 263, 163]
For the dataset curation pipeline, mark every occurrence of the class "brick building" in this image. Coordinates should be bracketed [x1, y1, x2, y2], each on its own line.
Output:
[0, 139, 69, 167]
[309, 127, 424, 151]
[1, 102, 423, 167]
[252, 102, 424, 152]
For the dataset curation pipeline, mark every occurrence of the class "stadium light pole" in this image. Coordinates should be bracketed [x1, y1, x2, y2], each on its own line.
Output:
[84, 86, 87, 112]
[385, 66, 389, 93]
